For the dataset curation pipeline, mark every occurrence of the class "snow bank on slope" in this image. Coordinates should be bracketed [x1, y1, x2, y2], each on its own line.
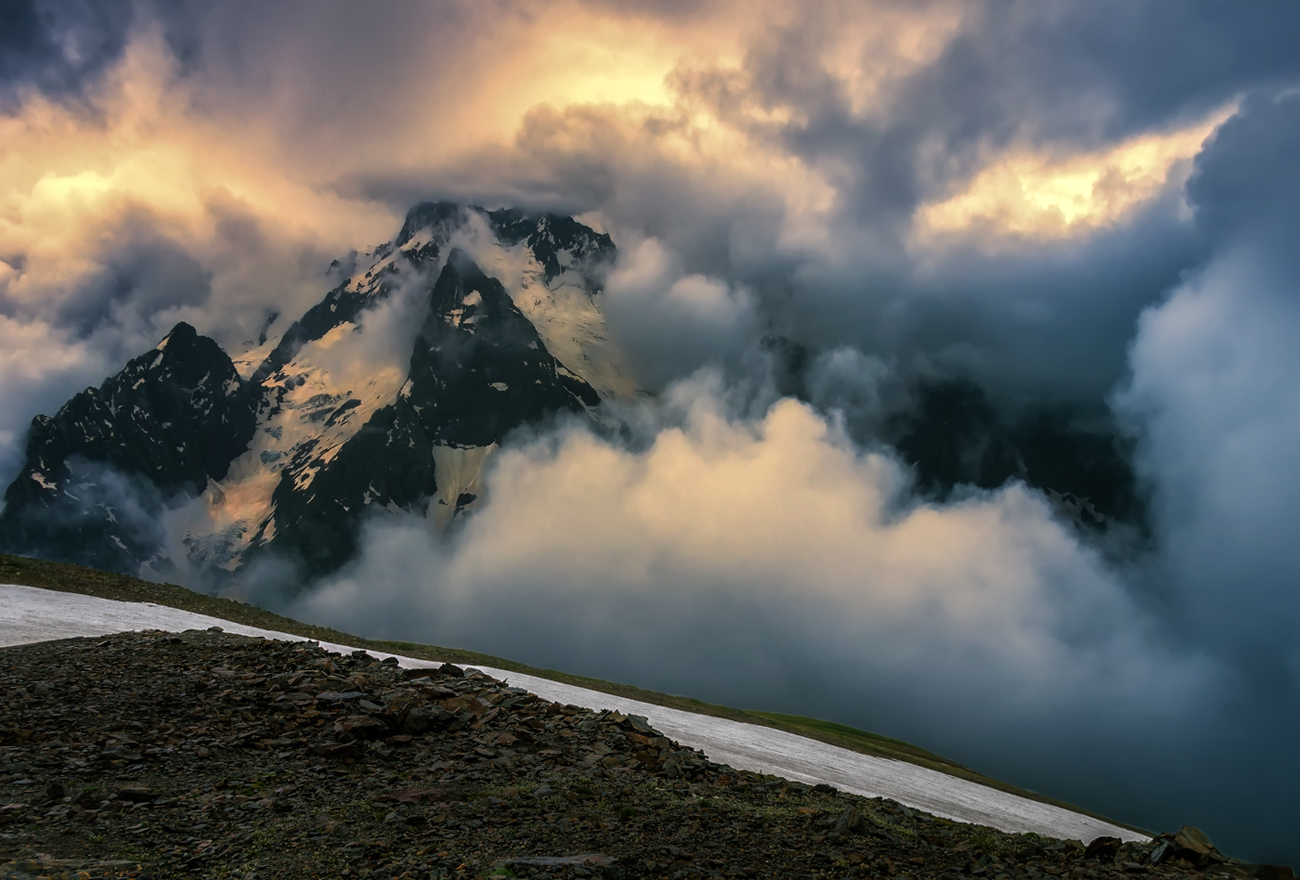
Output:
[0, 583, 1143, 843]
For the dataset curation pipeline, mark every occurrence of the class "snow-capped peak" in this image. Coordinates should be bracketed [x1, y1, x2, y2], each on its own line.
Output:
[1, 203, 638, 584]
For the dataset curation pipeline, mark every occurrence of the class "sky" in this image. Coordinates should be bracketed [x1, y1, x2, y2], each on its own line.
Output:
[2, 0, 1299, 865]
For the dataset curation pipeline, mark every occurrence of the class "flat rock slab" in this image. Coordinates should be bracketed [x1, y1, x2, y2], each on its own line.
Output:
[494, 853, 614, 867]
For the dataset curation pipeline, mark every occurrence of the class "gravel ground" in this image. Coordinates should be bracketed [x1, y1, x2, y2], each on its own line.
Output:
[0, 583, 1139, 843]
[1, 630, 1288, 880]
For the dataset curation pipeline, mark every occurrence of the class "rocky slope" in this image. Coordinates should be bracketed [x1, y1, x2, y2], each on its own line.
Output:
[0, 631, 1290, 880]
[0, 204, 636, 583]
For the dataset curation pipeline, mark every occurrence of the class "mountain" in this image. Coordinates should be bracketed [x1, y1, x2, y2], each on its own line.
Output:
[0, 203, 638, 583]
[0, 324, 259, 575]
[758, 337, 1147, 538]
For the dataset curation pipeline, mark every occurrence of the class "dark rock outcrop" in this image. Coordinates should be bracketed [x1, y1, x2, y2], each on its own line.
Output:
[0, 323, 258, 573]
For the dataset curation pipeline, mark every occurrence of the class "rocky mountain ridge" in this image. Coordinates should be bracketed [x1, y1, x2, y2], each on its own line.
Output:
[0, 203, 633, 583]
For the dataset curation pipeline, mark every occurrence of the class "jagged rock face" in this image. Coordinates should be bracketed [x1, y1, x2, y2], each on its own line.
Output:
[486, 207, 615, 286]
[888, 379, 1146, 532]
[263, 400, 441, 579]
[0, 203, 629, 583]
[264, 248, 599, 576]
[0, 323, 259, 573]
[405, 248, 599, 446]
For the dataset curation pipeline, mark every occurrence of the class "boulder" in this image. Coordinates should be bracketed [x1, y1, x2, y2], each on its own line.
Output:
[1084, 837, 1122, 860]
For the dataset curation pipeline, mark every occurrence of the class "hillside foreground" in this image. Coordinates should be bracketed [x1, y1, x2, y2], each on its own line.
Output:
[0, 558, 1293, 879]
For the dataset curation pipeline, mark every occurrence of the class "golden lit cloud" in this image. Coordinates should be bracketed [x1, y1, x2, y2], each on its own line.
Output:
[0, 29, 395, 348]
[0, 0, 977, 325]
[823, 1, 967, 118]
[918, 104, 1238, 240]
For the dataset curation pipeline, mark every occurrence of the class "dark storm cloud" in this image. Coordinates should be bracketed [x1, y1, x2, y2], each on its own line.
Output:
[0, 0, 134, 106]
[54, 234, 211, 338]
[783, 204, 1202, 404]
[923, 2, 1300, 141]
[350, 2, 1300, 411]
[573, 3, 1300, 412]
[1188, 90, 1300, 247]
[646, 2, 1300, 373]
[720, 1, 1300, 225]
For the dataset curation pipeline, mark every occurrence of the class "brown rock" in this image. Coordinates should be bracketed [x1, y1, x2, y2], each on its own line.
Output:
[1246, 866, 1297, 880]
[378, 788, 450, 804]
[307, 741, 363, 759]
[1084, 836, 1121, 860]
[834, 805, 863, 837]
[1172, 825, 1216, 856]
[398, 706, 452, 735]
[1164, 825, 1227, 865]
[332, 714, 388, 739]
[116, 784, 156, 802]
[493, 853, 614, 868]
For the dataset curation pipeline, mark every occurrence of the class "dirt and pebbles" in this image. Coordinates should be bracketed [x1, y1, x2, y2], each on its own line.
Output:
[0, 630, 1291, 880]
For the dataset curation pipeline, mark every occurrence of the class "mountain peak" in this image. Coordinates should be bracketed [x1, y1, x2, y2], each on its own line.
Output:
[486, 208, 615, 283]
[158, 321, 198, 348]
[1, 201, 631, 583]
[442, 245, 488, 281]
[396, 201, 465, 248]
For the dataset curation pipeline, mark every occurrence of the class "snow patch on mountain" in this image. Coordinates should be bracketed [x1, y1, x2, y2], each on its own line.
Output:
[230, 338, 277, 382]
[186, 264, 437, 571]
[452, 213, 642, 400]
[430, 443, 496, 530]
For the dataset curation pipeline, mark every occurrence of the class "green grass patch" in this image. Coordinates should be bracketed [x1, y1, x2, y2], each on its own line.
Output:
[746, 711, 969, 772]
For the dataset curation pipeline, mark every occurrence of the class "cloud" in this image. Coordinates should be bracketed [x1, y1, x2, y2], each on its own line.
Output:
[1117, 93, 1300, 677]
[603, 239, 761, 388]
[0, 315, 104, 480]
[1122, 246, 1300, 663]
[917, 104, 1234, 241]
[0, 0, 135, 106]
[290, 376, 1224, 833]
[1097, 93, 1300, 859]
[292, 378, 1181, 712]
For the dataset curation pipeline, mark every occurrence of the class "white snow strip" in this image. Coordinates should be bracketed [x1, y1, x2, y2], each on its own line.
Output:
[429, 443, 495, 531]
[0, 583, 1142, 843]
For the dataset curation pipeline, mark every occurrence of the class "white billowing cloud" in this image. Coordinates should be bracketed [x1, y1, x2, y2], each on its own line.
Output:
[294, 376, 1203, 746]
[805, 346, 894, 434]
[0, 315, 111, 480]
[602, 239, 761, 388]
[1112, 93, 1300, 689]
[1118, 243, 1300, 666]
